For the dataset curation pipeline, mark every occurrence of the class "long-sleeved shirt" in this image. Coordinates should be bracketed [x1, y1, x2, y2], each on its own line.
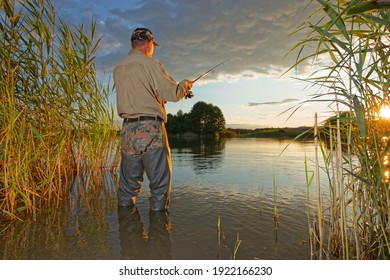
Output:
[113, 49, 189, 122]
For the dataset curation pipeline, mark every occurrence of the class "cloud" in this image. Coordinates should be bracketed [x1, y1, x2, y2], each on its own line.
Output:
[53, 0, 316, 81]
[248, 98, 301, 107]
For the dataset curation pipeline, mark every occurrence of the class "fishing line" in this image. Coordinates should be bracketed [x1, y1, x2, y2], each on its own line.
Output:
[192, 57, 236, 84]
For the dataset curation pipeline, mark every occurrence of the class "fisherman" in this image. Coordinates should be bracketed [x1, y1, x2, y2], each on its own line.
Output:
[113, 27, 193, 211]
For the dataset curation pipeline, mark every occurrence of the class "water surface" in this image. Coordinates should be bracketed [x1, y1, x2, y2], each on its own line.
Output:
[0, 138, 321, 260]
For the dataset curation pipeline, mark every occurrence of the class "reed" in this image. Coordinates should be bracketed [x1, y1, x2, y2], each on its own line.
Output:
[303, 154, 315, 258]
[232, 233, 242, 260]
[288, 0, 390, 259]
[0, 177, 116, 259]
[273, 179, 279, 230]
[0, 0, 118, 222]
[217, 215, 221, 246]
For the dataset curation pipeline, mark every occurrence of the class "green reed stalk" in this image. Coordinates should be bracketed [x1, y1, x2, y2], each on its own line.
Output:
[273, 178, 279, 230]
[0, 0, 117, 221]
[232, 233, 242, 260]
[336, 99, 348, 259]
[287, 0, 390, 259]
[314, 113, 324, 258]
[304, 154, 314, 258]
[217, 215, 221, 246]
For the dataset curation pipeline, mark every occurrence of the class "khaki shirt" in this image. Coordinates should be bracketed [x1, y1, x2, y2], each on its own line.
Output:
[113, 49, 188, 121]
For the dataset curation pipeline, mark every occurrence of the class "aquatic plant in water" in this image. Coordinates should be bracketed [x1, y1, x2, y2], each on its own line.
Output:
[288, 0, 390, 259]
[0, 0, 118, 221]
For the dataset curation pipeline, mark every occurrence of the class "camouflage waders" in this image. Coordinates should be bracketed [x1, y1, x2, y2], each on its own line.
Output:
[118, 119, 172, 211]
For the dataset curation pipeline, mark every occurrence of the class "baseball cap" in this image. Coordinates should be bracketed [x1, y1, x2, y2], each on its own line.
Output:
[131, 27, 159, 46]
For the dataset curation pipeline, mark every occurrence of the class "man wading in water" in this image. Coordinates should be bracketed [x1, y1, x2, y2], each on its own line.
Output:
[113, 27, 193, 211]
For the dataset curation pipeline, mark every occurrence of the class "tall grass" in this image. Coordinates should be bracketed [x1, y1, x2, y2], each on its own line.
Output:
[288, 0, 390, 259]
[0, 0, 118, 222]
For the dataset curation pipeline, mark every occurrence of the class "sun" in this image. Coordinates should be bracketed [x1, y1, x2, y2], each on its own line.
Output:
[379, 105, 390, 119]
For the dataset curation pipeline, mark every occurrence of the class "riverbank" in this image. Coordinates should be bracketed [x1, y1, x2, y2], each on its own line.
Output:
[225, 126, 313, 140]
[119, 126, 315, 140]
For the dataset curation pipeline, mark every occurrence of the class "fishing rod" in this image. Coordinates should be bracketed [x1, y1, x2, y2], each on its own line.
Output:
[184, 58, 234, 99]
[192, 58, 234, 83]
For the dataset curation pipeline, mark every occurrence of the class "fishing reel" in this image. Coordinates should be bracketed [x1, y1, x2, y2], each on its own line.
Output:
[185, 91, 194, 99]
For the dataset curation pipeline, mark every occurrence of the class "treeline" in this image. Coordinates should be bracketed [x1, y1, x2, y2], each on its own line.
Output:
[225, 127, 314, 139]
[166, 101, 226, 137]
[166, 101, 314, 140]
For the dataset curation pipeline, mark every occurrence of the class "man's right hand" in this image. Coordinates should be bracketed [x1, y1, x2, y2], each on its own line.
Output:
[185, 91, 194, 99]
[183, 79, 193, 99]
[184, 80, 193, 90]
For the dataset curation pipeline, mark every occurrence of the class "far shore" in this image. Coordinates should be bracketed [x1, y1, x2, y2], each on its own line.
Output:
[224, 126, 314, 140]
[114, 125, 315, 140]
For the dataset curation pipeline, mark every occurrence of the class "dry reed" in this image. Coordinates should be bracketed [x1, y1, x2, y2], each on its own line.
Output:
[0, 0, 119, 222]
[288, 0, 390, 259]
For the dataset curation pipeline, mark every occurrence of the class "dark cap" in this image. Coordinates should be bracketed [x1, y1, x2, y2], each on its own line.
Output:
[131, 27, 159, 46]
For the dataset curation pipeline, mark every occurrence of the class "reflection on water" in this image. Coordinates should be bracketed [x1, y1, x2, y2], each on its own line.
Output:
[170, 137, 225, 174]
[0, 138, 320, 260]
[118, 207, 172, 260]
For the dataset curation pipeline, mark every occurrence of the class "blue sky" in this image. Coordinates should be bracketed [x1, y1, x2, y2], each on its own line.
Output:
[53, 0, 332, 128]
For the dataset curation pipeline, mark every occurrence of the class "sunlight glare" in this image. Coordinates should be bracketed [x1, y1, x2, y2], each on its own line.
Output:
[380, 105, 390, 119]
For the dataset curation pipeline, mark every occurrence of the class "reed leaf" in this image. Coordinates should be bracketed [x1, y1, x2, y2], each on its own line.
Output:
[1, 0, 118, 221]
[287, 0, 390, 259]
[352, 95, 367, 138]
[318, 0, 351, 41]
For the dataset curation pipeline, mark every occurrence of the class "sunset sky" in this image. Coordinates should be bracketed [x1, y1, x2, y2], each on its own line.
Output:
[53, 0, 333, 128]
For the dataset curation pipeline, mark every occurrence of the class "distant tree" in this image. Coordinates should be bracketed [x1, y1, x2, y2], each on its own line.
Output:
[166, 102, 226, 136]
[165, 113, 175, 132]
[189, 101, 226, 136]
[166, 109, 190, 134]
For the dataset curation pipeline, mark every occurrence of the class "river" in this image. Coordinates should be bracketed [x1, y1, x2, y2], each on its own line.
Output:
[0, 138, 322, 260]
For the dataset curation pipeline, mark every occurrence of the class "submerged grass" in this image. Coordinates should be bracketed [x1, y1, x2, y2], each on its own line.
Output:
[288, 0, 390, 259]
[0, 0, 118, 222]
